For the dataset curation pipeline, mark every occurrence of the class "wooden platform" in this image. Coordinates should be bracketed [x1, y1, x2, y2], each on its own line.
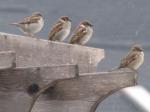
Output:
[0, 32, 104, 73]
[0, 33, 137, 112]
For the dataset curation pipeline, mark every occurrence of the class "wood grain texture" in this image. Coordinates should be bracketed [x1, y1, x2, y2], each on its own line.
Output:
[0, 32, 104, 73]
[32, 68, 137, 112]
[0, 33, 137, 112]
[0, 64, 78, 112]
[0, 51, 16, 69]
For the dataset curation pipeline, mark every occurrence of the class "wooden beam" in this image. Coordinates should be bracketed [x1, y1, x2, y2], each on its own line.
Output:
[0, 32, 104, 73]
[31, 68, 137, 112]
[0, 32, 137, 112]
[0, 64, 78, 112]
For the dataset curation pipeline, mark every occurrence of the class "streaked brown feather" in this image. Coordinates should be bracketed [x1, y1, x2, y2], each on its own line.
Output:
[48, 21, 63, 40]
[19, 15, 41, 24]
[119, 51, 138, 68]
[70, 25, 87, 44]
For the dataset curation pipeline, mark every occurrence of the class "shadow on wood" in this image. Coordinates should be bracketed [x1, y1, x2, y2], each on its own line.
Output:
[0, 64, 78, 112]
[32, 68, 137, 112]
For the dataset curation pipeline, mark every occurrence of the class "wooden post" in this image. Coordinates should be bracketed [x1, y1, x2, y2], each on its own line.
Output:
[0, 33, 137, 112]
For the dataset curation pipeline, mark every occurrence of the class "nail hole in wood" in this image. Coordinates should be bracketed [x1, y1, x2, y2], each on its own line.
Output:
[27, 83, 39, 95]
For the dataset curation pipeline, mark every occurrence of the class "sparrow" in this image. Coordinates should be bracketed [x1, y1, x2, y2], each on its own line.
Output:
[10, 12, 44, 37]
[69, 20, 93, 45]
[118, 44, 144, 70]
[48, 16, 71, 41]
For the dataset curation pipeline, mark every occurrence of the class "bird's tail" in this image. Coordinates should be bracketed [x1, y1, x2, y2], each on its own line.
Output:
[9, 23, 20, 27]
[108, 66, 121, 72]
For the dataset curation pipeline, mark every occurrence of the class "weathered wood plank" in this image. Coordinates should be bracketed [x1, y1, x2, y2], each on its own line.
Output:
[0, 32, 104, 73]
[0, 64, 78, 91]
[0, 32, 137, 112]
[32, 100, 94, 112]
[0, 64, 78, 112]
[31, 68, 137, 112]
[0, 51, 16, 69]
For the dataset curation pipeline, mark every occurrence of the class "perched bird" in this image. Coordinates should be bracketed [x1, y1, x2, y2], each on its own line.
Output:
[69, 20, 93, 45]
[48, 16, 71, 41]
[10, 12, 44, 37]
[118, 44, 144, 70]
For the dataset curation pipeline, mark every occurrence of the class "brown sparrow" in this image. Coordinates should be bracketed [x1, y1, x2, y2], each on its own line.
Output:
[118, 44, 144, 70]
[69, 20, 93, 45]
[10, 12, 44, 37]
[48, 16, 71, 41]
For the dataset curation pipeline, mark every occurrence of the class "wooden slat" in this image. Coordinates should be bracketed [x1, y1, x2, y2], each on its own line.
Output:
[0, 32, 104, 73]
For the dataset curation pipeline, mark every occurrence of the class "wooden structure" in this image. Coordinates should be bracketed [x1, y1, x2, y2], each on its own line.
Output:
[0, 32, 137, 112]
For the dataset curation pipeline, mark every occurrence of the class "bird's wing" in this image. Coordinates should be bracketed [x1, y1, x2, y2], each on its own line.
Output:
[19, 15, 41, 24]
[70, 25, 87, 44]
[48, 21, 63, 40]
[119, 52, 138, 68]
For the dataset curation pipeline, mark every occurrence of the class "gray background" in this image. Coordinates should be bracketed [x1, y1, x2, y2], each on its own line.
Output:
[0, 0, 150, 111]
